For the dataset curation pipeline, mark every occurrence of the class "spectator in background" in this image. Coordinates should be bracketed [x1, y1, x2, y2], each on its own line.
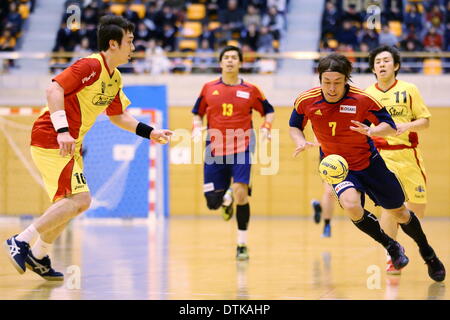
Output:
[134, 22, 153, 52]
[145, 38, 171, 75]
[72, 37, 92, 61]
[445, 2, 450, 24]
[336, 20, 359, 49]
[423, 26, 443, 52]
[6, 2, 23, 36]
[378, 24, 398, 47]
[199, 22, 216, 50]
[426, 4, 444, 30]
[161, 23, 176, 52]
[359, 26, 379, 50]
[321, 1, 341, 38]
[261, 5, 284, 41]
[154, 4, 177, 31]
[357, 42, 371, 73]
[257, 26, 275, 53]
[122, 4, 140, 26]
[82, 5, 99, 26]
[244, 3, 262, 29]
[193, 38, 215, 73]
[401, 39, 423, 73]
[445, 23, 450, 50]
[404, 3, 424, 35]
[0, 28, 16, 70]
[341, 3, 363, 24]
[241, 23, 260, 52]
[385, 0, 404, 22]
[53, 22, 78, 52]
[218, 0, 245, 40]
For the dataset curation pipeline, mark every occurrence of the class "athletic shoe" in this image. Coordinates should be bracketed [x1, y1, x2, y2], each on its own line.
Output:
[322, 224, 331, 238]
[3, 235, 30, 274]
[25, 251, 64, 281]
[311, 200, 322, 224]
[385, 241, 409, 270]
[221, 189, 234, 221]
[236, 244, 249, 261]
[420, 246, 446, 282]
[386, 258, 402, 275]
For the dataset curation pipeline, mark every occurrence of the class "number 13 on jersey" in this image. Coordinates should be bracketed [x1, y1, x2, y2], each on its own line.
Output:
[222, 103, 233, 116]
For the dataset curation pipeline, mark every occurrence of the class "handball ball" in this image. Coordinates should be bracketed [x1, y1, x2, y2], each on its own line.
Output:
[319, 154, 349, 184]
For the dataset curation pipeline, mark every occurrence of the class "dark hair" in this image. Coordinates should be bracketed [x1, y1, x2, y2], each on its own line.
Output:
[368, 45, 401, 76]
[317, 53, 353, 81]
[97, 15, 135, 51]
[219, 45, 243, 62]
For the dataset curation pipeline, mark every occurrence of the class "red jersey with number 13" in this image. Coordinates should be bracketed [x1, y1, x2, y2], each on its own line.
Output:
[192, 78, 273, 156]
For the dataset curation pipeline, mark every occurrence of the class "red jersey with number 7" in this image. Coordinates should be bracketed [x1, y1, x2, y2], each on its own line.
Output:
[192, 78, 274, 156]
[291, 85, 396, 170]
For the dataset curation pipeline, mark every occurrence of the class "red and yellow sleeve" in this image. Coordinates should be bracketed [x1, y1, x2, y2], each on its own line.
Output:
[409, 84, 431, 120]
[52, 58, 101, 95]
[106, 89, 131, 116]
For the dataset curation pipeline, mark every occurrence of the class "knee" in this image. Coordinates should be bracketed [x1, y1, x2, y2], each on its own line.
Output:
[205, 191, 224, 210]
[341, 198, 363, 219]
[74, 192, 92, 213]
[386, 206, 409, 223]
[233, 185, 248, 205]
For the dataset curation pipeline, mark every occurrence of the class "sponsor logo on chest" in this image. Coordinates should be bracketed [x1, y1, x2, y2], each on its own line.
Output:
[236, 90, 250, 99]
[339, 105, 356, 114]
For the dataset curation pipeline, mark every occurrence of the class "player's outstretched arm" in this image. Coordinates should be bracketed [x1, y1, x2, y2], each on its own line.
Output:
[109, 112, 173, 144]
[395, 118, 430, 136]
[47, 81, 76, 157]
[289, 127, 316, 157]
[349, 120, 396, 137]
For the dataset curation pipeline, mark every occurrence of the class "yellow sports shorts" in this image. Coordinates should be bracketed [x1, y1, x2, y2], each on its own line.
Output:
[379, 148, 427, 204]
[30, 146, 90, 202]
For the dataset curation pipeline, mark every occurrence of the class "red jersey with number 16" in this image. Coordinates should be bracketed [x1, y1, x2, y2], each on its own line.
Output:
[293, 85, 394, 170]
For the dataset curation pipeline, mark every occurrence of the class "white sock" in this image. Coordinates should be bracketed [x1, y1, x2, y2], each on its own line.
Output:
[222, 188, 233, 206]
[16, 224, 39, 243]
[237, 230, 247, 245]
[31, 237, 52, 259]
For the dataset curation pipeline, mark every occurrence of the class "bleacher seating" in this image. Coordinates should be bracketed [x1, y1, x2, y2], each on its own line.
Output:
[49, 0, 289, 74]
[319, 0, 450, 74]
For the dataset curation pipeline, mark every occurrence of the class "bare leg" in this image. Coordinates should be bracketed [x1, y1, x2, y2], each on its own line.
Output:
[321, 183, 335, 220]
[33, 192, 91, 236]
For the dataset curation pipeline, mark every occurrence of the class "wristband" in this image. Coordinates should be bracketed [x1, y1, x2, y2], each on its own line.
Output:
[50, 110, 69, 132]
[57, 127, 69, 133]
[136, 122, 154, 139]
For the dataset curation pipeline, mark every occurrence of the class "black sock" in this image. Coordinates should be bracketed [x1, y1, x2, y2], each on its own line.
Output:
[400, 211, 433, 258]
[352, 210, 393, 247]
[236, 203, 250, 230]
[324, 219, 330, 226]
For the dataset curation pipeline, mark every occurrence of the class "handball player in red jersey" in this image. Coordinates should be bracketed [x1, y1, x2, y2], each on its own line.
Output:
[289, 53, 445, 282]
[192, 45, 275, 260]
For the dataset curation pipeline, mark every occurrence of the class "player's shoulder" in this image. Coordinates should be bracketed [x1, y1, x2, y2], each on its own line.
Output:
[74, 53, 102, 69]
[349, 85, 376, 100]
[294, 87, 322, 106]
[396, 79, 419, 92]
[203, 78, 222, 88]
[348, 85, 383, 108]
[364, 83, 377, 94]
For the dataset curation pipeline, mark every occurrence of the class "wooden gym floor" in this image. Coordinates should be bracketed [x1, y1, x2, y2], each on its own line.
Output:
[0, 216, 448, 300]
